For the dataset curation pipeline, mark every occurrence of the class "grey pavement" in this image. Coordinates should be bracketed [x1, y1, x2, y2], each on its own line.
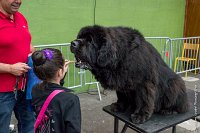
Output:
[11, 72, 200, 133]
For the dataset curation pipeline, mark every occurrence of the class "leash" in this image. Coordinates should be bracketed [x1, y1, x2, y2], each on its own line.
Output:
[14, 76, 20, 100]
[13, 74, 26, 100]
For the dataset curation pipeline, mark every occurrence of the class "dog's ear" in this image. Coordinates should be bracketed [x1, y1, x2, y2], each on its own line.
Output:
[97, 40, 117, 68]
[130, 34, 142, 49]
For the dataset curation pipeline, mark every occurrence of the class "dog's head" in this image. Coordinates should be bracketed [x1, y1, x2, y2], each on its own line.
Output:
[70, 25, 118, 70]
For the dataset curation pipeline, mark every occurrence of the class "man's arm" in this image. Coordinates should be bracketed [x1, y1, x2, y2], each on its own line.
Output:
[30, 44, 35, 53]
[0, 62, 30, 76]
[0, 63, 12, 73]
[0, 44, 34, 75]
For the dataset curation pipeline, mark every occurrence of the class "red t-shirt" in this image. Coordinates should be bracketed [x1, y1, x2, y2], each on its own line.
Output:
[0, 11, 31, 92]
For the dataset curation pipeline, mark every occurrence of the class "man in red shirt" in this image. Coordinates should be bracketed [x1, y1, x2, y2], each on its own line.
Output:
[0, 0, 35, 132]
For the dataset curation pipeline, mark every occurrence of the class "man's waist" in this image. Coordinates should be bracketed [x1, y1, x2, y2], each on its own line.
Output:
[0, 74, 26, 92]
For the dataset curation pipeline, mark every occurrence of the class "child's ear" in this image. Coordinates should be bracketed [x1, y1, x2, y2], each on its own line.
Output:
[58, 69, 63, 78]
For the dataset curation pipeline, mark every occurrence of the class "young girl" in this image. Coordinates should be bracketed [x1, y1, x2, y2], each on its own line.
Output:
[31, 48, 81, 133]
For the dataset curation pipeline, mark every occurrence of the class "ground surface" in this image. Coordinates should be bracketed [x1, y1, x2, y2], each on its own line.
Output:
[11, 73, 200, 133]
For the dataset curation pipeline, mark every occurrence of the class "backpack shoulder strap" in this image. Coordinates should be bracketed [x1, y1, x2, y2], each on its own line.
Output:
[34, 89, 64, 132]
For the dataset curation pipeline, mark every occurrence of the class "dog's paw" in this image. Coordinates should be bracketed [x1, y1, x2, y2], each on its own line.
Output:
[110, 102, 125, 112]
[131, 113, 151, 124]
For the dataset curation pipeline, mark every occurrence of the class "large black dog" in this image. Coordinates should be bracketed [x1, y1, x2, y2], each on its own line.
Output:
[70, 25, 189, 123]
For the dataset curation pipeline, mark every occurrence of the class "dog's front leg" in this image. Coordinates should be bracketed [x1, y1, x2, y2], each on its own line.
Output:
[131, 82, 156, 124]
[110, 90, 130, 112]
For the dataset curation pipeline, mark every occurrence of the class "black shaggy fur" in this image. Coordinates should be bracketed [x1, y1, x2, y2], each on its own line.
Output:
[70, 25, 189, 123]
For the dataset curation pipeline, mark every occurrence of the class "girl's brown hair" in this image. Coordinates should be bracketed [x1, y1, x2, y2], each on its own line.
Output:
[32, 48, 65, 81]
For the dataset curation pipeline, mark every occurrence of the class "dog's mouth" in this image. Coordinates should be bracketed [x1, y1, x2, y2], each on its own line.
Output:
[75, 57, 92, 70]
[71, 39, 92, 70]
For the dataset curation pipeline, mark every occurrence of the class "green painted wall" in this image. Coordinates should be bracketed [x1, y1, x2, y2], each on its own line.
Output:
[19, 0, 185, 45]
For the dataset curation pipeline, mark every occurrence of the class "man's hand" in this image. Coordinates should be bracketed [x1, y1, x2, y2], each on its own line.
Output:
[10, 63, 31, 76]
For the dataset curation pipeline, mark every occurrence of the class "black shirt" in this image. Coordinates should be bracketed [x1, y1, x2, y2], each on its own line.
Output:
[32, 82, 81, 133]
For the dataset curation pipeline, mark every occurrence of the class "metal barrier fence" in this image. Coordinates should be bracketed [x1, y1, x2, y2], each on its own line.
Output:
[146, 37, 200, 76]
[34, 37, 200, 94]
[171, 37, 200, 76]
[145, 37, 172, 67]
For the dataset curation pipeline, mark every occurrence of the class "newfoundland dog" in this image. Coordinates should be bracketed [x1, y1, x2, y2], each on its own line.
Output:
[70, 25, 189, 123]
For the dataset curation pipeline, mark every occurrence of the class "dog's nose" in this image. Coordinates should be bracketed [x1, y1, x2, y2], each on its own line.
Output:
[71, 40, 79, 48]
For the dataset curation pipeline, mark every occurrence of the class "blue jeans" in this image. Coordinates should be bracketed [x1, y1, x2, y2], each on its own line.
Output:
[0, 90, 35, 133]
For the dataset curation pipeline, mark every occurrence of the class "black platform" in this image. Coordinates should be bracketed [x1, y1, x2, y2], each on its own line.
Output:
[103, 89, 200, 133]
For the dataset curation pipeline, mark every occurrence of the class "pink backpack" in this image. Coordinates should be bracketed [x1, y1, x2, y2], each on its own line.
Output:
[34, 90, 64, 133]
